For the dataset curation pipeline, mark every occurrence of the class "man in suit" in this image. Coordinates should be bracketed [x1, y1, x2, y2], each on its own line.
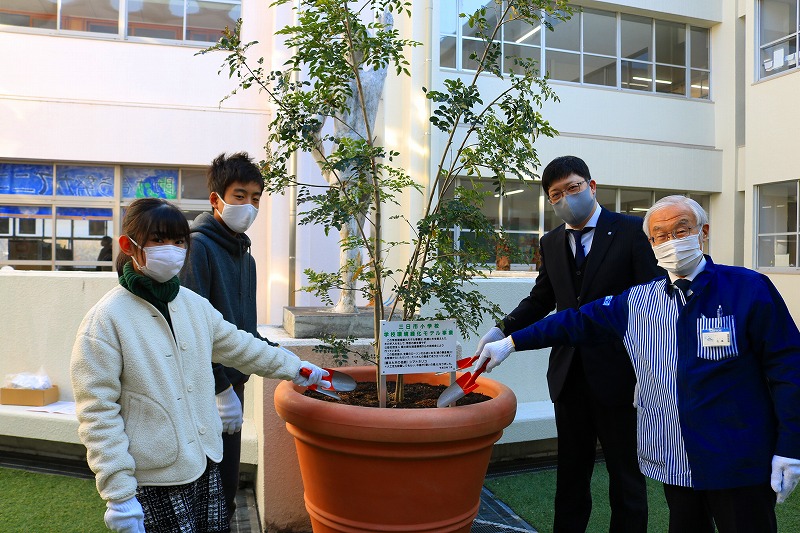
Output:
[474, 156, 662, 532]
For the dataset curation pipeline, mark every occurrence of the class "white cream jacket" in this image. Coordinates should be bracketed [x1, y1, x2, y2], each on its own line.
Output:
[71, 285, 301, 502]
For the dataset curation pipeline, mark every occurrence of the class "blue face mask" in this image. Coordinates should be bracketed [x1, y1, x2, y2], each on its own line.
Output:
[551, 185, 596, 226]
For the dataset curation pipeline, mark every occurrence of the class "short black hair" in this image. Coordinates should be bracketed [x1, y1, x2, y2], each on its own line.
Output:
[116, 198, 190, 274]
[541, 155, 591, 194]
[207, 152, 264, 196]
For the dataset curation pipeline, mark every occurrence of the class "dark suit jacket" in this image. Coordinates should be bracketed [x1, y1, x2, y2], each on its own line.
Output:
[500, 208, 662, 406]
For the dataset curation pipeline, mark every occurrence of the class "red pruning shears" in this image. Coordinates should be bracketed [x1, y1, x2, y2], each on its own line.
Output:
[436, 358, 489, 407]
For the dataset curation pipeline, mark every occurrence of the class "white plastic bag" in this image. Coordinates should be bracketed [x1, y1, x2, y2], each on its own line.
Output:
[3, 366, 52, 390]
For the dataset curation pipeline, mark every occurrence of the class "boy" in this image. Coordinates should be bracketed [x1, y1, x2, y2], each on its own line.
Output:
[180, 152, 272, 524]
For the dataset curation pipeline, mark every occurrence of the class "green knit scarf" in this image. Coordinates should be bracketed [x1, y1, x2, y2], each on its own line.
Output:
[119, 261, 180, 325]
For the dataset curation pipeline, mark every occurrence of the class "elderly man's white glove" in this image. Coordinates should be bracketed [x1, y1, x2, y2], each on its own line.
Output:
[105, 497, 145, 533]
[771, 455, 800, 503]
[216, 385, 243, 435]
[292, 361, 332, 390]
[474, 336, 516, 373]
[474, 327, 505, 357]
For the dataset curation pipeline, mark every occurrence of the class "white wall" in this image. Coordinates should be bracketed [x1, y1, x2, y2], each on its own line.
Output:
[0, 29, 270, 165]
[0, 271, 118, 400]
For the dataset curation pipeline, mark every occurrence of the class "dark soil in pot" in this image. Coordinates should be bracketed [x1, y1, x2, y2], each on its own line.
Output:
[303, 381, 491, 408]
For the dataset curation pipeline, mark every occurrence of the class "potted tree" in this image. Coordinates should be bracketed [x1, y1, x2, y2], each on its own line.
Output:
[203, 0, 570, 530]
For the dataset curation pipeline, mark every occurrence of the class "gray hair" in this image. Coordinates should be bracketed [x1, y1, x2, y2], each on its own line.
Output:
[642, 195, 708, 238]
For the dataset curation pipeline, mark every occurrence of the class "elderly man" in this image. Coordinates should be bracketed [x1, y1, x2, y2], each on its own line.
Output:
[477, 195, 800, 532]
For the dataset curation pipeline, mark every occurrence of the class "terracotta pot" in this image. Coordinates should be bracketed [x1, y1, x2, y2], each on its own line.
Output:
[274, 366, 517, 533]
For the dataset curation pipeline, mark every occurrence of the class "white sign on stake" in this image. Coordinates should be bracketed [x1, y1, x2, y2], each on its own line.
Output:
[379, 319, 458, 375]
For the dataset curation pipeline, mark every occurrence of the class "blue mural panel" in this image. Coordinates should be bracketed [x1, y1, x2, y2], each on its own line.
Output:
[56, 207, 113, 219]
[56, 165, 115, 197]
[0, 205, 53, 217]
[122, 168, 178, 199]
[0, 164, 54, 195]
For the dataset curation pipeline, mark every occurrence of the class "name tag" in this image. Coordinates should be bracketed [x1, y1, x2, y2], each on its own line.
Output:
[701, 328, 732, 347]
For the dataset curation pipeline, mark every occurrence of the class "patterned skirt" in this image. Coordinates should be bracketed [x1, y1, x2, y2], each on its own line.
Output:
[136, 459, 230, 533]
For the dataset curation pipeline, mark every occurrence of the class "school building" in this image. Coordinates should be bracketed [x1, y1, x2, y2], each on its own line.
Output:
[1, 0, 798, 530]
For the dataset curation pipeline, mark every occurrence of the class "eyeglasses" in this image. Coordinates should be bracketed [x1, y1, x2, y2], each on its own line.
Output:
[649, 224, 699, 245]
[547, 180, 587, 204]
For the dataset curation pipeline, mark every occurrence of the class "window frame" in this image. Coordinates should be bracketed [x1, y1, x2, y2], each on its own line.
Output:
[0, 160, 208, 271]
[0, 0, 240, 45]
[444, 175, 712, 270]
[755, 180, 799, 271]
[441, 2, 711, 101]
[757, 0, 800, 80]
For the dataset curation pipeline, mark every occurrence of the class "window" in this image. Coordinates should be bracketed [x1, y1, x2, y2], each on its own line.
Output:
[757, 181, 798, 269]
[56, 165, 115, 197]
[122, 167, 179, 199]
[758, 0, 799, 78]
[0, 160, 208, 271]
[181, 168, 210, 199]
[440, 178, 541, 268]
[583, 9, 617, 87]
[55, 207, 114, 270]
[545, 12, 580, 83]
[441, 176, 711, 268]
[503, 9, 541, 76]
[441, 2, 711, 100]
[0, 0, 240, 43]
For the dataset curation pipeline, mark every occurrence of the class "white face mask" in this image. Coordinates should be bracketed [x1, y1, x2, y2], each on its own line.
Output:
[129, 237, 187, 283]
[652, 233, 703, 277]
[216, 197, 258, 233]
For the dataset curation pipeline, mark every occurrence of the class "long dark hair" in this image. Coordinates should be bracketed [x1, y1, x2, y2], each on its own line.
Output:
[116, 198, 191, 274]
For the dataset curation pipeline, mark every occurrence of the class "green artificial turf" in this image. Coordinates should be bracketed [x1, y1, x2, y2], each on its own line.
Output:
[485, 465, 800, 533]
[0, 467, 106, 533]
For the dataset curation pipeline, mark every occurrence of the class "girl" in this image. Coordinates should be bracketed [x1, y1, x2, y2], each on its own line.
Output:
[71, 198, 328, 532]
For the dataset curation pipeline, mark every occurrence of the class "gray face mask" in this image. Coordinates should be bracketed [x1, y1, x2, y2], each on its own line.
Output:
[551, 184, 596, 226]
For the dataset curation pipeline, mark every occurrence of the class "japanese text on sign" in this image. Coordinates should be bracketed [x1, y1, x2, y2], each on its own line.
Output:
[379, 320, 458, 375]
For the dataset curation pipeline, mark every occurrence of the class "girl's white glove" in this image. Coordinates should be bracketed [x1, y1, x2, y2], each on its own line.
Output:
[105, 497, 145, 533]
[292, 361, 332, 390]
[215, 385, 243, 435]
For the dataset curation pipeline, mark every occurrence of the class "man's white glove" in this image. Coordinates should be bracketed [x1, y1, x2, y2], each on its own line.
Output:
[105, 497, 145, 533]
[292, 361, 331, 390]
[771, 455, 800, 503]
[474, 327, 505, 357]
[474, 336, 516, 373]
[215, 385, 243, 435]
